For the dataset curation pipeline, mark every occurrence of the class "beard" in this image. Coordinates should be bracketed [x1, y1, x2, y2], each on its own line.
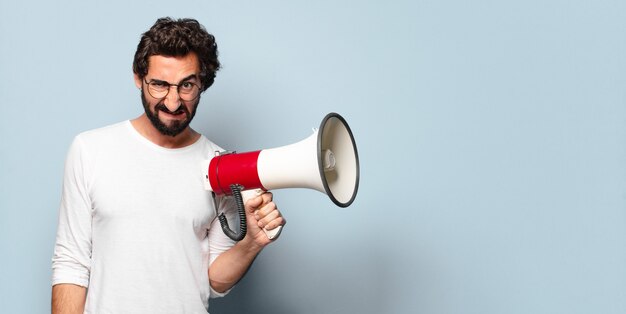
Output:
[141, 92, 199, 137]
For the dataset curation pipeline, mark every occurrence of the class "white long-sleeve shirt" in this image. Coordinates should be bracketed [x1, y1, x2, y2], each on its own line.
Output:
[52, 121, 237, 313]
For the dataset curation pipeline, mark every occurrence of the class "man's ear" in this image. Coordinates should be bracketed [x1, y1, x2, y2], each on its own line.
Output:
[134, 74, 142, 90]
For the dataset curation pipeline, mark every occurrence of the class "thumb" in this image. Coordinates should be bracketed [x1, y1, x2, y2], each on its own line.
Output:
[245, 194, 264, 213]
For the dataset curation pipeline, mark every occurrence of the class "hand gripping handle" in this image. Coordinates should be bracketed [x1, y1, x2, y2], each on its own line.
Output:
[241, 189, 283, 240]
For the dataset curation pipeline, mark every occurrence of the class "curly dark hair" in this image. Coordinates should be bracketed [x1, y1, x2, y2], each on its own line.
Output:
[133, 17, 220, 91]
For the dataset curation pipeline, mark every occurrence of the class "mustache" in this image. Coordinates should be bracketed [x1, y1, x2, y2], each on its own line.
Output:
[155, 103, 188, 115]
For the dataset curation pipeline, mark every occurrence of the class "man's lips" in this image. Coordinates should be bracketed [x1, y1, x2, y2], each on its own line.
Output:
[162, 109, 185, 115]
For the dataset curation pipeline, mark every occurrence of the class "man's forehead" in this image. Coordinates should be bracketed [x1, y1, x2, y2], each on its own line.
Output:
[146, 53, 200, 78]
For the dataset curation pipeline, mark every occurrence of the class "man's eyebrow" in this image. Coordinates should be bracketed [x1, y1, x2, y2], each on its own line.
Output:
[148, 75, 199, 84]
[179, 74, 199, 83]
[148, 78, 168, 84]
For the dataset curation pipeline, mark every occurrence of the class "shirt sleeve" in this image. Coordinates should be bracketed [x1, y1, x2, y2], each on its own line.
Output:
[51, 136, 93, 288]
[207, 194, 238, 298]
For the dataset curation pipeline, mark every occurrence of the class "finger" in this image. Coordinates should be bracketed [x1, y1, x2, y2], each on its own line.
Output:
[259, 192, 273, 205]
[263, 216, 286, 230]
[257, 209, 280, 227]
[256, 201, 278, 218]
[245, 195, 264, 212]
[245, 192, 273, 213]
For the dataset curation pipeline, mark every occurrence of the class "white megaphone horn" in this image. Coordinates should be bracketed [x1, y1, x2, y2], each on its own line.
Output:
[202, 112, 360, 241]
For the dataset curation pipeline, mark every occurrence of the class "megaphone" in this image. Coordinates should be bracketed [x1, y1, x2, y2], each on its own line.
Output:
[202, 112, 359, 241]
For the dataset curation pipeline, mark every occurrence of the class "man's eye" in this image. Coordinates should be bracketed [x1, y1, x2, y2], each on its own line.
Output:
[151, 82, 168, 89]
[181, 82, 194, 89]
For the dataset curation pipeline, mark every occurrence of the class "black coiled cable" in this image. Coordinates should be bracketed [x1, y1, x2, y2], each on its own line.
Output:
[218, 184, 247, 241]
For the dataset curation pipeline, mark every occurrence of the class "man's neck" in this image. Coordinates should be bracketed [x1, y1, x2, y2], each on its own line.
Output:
[130, 114, 200, 149]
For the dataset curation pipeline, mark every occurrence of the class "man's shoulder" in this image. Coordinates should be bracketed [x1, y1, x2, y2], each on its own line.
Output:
[68, 121, 132, 155]
[75, 121, 130, 142]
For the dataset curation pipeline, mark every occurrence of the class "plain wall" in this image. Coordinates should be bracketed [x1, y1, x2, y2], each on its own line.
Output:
[1, 1, 625, 313]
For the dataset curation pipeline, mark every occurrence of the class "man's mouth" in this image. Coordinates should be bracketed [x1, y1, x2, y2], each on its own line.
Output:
[164, 109, 184, 115]
[156, 104, 187, 117]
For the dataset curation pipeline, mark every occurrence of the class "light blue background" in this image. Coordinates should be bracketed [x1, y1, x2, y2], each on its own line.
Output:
[1, 1, 625, 313]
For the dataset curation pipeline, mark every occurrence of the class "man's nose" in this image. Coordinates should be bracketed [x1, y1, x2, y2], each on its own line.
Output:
[163, 85, 182, 111]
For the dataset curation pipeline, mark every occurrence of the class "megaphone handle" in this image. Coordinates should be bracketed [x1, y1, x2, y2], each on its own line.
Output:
[241, 189, 283, 240]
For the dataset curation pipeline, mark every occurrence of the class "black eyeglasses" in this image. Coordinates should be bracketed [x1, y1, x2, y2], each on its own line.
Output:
[143, 77, 201, 101]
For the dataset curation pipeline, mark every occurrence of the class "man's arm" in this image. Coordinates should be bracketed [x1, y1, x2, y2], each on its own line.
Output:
[208, 235, 264, 293]
[209, 192, 285, 293]
[51, 284, 87, 314]
[52, 137, 92, 313]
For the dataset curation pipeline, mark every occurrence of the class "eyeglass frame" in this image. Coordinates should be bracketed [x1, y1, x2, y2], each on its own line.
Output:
[142, 75, 202, 101]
